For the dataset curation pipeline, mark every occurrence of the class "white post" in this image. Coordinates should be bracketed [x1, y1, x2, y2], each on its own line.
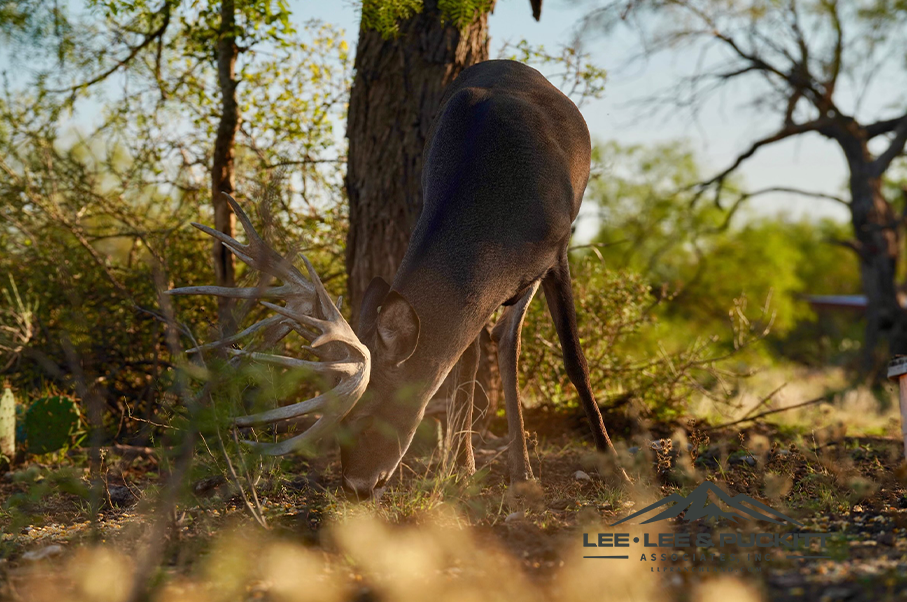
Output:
[887, 358, 907, 461]
[0, 383, 14, 462]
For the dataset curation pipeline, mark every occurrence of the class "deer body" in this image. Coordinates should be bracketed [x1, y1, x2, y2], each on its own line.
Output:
[341, 60, 614, 495]
[172, 59, 618, 500]
[401, 59, 590, 352]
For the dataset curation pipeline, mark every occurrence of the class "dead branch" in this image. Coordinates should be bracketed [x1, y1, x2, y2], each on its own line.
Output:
[706, 391, 841, 431]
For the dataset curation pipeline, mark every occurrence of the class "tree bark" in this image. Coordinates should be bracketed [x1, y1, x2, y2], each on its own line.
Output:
[345, 2, 502, 428]
[211, 0, 239, 331]
[845, 150, 907, 370]
[345, 1, 491, 315]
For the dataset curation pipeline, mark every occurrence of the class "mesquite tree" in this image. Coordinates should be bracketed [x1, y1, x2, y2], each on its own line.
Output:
[20, 0, 301, 328]
[584, 0, 907, 369]
[346, 0, 502, 312]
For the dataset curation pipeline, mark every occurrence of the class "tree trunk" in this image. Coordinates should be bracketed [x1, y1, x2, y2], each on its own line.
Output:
[847, 159, 907, 371]
[211, 0, 239, 331]
[345, 2, 502, 429]
[345, 1, 491, 315]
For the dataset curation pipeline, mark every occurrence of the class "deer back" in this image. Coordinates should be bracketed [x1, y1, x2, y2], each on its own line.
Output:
[392, 60, 592, 357]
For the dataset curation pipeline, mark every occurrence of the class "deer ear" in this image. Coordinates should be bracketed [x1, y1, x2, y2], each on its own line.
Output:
[356, 276, 391, 338]
[376, 290, 420, 365]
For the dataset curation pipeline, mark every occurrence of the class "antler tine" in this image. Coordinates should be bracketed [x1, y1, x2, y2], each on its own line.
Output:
[167, 284, 293, 300]
[233, 292, 371, 432]
[231, 264, 370, 446]
[169, 196, 371, 456]
[185, 314, 286, 354]
[233, 351, 360, 376]
[299, 253, 342, 322]
[187, 195, 311, 294]
[235, 342, 369, 454]
[187, 221, 256, 269]
[240, 407, 348, 455]
[221, 192, 262, 245]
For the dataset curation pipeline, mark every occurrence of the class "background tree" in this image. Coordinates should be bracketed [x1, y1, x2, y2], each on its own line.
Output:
[346, 0, 502, 312]
[29, 0, 302, 327]
[588, 141, 864, 366]
[583, 0, 907, 371]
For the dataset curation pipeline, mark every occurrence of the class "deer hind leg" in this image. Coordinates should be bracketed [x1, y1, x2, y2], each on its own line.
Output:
[445, 335, 480, 475]
[492, 280, 540, 483]
[541, 253, 617, 455]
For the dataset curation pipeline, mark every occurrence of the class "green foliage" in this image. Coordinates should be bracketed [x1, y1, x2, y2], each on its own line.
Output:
[677, 221, 807, 334]
[585, 0, 907, 364]
[520, 254, 760, 421]
[498, 40, 608, 105]
[436, 0, 494, 30]
[24, 395, 82, 454]
[0, 0, 74, 61]
[0, 17, 352, 441]
[1, 464, 91, 542]
[361, 0, 422, 37]
[588, 140, 862, 363]
[0, 276, 38, 372]
[759, 219, 864, 365]
[665, 217, 862, 362]
[589, 140, 729, 279]
[85, 0, 296, 56]
[361, 0, 494, 39]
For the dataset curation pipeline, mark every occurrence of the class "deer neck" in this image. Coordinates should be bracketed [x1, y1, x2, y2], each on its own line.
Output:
[391, 261, 493, 385]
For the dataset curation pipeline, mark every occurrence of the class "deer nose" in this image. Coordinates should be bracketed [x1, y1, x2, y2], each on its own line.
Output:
[342, 475, 388, 501]
[342, 476, 375, 501]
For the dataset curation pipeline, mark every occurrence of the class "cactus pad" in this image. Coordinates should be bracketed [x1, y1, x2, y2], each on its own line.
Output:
[24, 395, 81, 454]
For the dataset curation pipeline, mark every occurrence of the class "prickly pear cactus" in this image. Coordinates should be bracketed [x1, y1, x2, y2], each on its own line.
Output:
[0, 385, 14, 459]
[24, 395, 81, 454]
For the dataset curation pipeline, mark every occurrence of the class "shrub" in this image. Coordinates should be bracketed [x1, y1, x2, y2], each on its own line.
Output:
[520, 253, 761, 422]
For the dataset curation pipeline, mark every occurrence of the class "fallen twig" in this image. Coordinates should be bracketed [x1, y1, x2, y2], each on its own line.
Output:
[706, 392, 838, 431]
[737, 383, 787, 422]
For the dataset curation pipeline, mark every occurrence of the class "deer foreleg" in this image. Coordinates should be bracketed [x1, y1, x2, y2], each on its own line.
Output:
[492, 280, 539, 483]
[447, 335, 479, 475]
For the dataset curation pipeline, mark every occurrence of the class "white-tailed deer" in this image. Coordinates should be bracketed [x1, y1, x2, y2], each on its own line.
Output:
[169, 60, 622, 498]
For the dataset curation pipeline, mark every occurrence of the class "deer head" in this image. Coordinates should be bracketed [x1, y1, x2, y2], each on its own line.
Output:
[168, 194, 426, 499]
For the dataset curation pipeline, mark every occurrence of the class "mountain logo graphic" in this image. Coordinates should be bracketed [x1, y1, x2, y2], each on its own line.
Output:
[611, 481, 803, 527]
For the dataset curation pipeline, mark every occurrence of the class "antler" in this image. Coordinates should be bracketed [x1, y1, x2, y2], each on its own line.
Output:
[168, 194, 370, 455]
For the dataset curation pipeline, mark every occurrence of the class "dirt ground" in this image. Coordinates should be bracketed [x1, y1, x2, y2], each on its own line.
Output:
[2, 406, 907, 602]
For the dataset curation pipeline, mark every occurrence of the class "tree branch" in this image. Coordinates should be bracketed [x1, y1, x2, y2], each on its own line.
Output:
[866, 113, 907, 139]
[824, 0, 844, 99]
[48, 8, 170, 95]
[699, 5, 842, 119]
[705, 391, 839, 431]
[743, 186, 849, 206]
[263, 157, 346, 169]
[699, 120, 832, 190]
[871, 115, 907, 177]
